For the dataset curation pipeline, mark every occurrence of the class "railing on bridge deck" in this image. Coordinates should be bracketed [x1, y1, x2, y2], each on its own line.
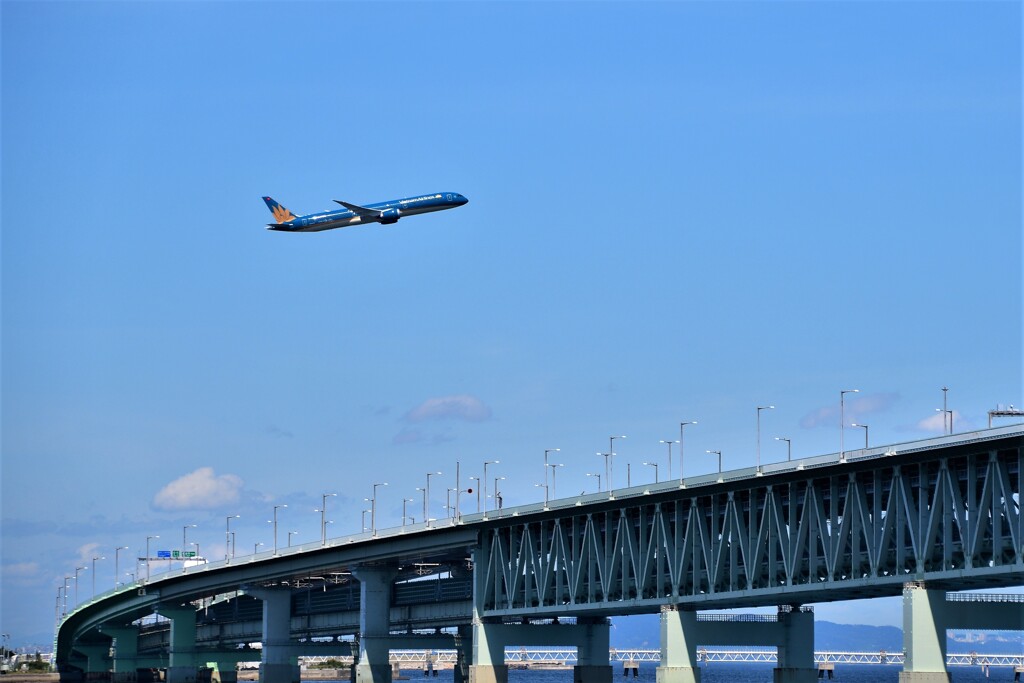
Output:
[299, 650, 1024, 668]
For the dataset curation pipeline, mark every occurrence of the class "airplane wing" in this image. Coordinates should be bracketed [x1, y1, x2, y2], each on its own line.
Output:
[334, 200, 380, 218]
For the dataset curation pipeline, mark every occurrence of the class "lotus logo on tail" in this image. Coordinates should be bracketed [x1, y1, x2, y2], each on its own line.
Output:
[272, 204, 296, 223]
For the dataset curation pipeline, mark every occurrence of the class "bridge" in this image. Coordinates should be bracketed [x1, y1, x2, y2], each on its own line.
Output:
[57, 425, 1024, 683]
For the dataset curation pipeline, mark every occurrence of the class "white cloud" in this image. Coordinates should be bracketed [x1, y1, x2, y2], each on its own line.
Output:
[800, 392, 900, 429]
[76, 542, 101, 565]
[152, 467, 244, 511]
[3, 562, 40, 578]
[916, 409, 967, 433]
[403, 395, 492, 423]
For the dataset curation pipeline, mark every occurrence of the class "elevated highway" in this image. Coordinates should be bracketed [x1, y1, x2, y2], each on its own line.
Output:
[57, 425, 1024, 683]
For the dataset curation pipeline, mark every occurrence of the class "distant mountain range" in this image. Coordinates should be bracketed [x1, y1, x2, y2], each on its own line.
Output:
[609, 615, 1024, 654]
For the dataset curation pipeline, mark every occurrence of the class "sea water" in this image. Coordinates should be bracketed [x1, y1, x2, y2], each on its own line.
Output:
[383, 662, 1016, 683]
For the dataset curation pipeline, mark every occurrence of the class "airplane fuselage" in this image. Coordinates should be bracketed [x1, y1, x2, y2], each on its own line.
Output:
[266, 192, 468, 232]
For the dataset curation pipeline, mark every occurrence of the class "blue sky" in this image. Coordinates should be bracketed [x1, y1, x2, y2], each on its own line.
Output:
[2, 1, 1020, 647]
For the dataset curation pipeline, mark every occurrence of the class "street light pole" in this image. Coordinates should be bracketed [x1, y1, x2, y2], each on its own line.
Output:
[182, 524, 196, 562]
[942, 386, 950, 434]
[852, 423, 869, 448]
[840, 389, 859, 462]
[320, 493, 337, 546]
[91, 555, 104, 599]
[547, 463, 564, 498]
[707, 450, 722, 475]
[470, 477, 481, 513]
[775, 437, 792, 461]
[74, 566, 87, 608]
[287, 531, 298, 547]
[371, 482, 388, 536]
[402, 498, 414, 526]
[425, 471, 442, 525]
[660, 440, 678, 479]
[272, 504, 287, 555]
[679, 421, 697, 486]
[114, 546, 129, 589]
[226, 515, 240, 561]
[586, 472, 602, 492]
[535, 483, 549, 507]
[483, 462, 498, 514]
[642, 461, 659, 483]
[757, 406, 775, 473]
[145, 536, 159, 583]
[544, 449, 560, 492]
[493, 476, 506, 512]
[609, 435, 626, 491]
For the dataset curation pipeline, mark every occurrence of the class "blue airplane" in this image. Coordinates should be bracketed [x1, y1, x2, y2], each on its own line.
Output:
[262, 192, 468, 232]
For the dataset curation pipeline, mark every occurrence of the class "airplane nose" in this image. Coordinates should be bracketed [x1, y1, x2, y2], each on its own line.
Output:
[458, 195, 469, 205]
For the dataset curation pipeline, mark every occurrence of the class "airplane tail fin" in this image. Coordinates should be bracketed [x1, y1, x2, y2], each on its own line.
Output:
[262, 196, 297, 224]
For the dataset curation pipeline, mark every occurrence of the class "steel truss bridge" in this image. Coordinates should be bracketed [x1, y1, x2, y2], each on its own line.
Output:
[57, 425, 1024, 679]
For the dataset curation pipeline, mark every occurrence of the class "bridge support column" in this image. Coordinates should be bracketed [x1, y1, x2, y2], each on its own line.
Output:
[899, 585, 952, 683]
[209, 661, 238, 683]
[244, 587, 300, 683]
[101, 627, 139, 683]
[157, 606, 198, 683]
[773, 608, 817, 683]
[469, 622, 507, 683]
[574, 618, 612, 683]
[77, 645, 112, 682]
[657, 608, 700, 683]
[352, 565, 399, 683]
[454, 625, 473, 683]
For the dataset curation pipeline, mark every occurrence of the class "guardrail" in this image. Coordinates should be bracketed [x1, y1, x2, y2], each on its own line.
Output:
[298, 650, 1024, 668]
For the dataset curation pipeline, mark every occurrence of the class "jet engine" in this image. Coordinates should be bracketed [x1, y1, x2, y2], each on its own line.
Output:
[378, 208, 401, 224]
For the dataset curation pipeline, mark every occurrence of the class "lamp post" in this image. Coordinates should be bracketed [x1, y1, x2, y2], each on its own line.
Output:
[114, 546, 129, 589]
[535, 483, 549, 507]
[679, 421, 697, 485]
[271, 504, 287, 555]
[446, 488, 459, 519]
[361, 509, 371, 532]
[182, 524, 196, 562]
[544, 449, 560, 492]
[757, 406, 775, 472]
[587, 472, 602, 492]
[319, 493, 337, 546]
[596, 453, 612, 492]
[483, 461, 498, 514]
[707, 450, 722, 475]
[775, 437, 792, 461]
[287, 531, 298, 547]
[659, 440, 679, 479]
[402, 498, 414, 526]
[254, 542, 263, 555]
[493, 476, 506, 511]
[609, 435, 626, 491]
[74, 566, 87, 608]
[942, 386, 951, 434]
[642, 461, 659, 483]
[371, 482, 388, 535]
[470, 477, 481, 512]
[840, 389, 860, 462]
[63, 576, 70, 617]
[546, 463, 564, 498]
[852, 423, 869, 448]
[425, 471, 442, 525]
[145, 536, 159, 582]
[225, 515, 240, 561]
[91, 555, 104, 599]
